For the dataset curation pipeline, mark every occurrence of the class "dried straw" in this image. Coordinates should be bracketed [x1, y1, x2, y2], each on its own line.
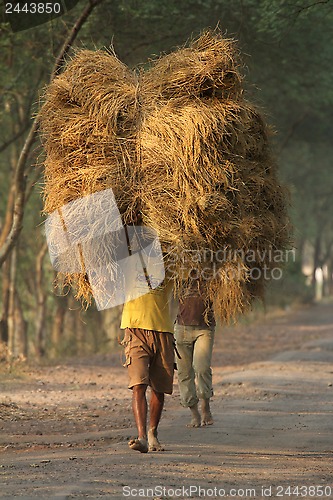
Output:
[39, 30, 291, 322]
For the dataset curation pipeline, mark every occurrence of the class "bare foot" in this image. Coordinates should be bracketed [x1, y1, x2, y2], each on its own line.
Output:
[186, 404, 201, 428]
[201, 399, 213, 426]
[201, 413, 214, 426]
[128, 437, 148, 453]
[148, 428, 164, 451]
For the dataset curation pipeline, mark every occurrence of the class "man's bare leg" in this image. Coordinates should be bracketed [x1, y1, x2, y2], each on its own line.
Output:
[201, 398, 213, 426]
[187, 402, 201, 427]
[148, 389, 165, 451]
[128, 384, 148, 453]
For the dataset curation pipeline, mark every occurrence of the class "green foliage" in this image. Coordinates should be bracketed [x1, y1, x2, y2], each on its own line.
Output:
[265, 258, 313, 309]
[237, 3, 333, 130]
[282, 141, 333, 250]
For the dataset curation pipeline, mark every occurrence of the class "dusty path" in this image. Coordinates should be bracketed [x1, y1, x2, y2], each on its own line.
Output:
[0, 301, 333, 499]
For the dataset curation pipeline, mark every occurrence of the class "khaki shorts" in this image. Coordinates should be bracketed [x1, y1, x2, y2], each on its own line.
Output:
[121, 328, 175, 394]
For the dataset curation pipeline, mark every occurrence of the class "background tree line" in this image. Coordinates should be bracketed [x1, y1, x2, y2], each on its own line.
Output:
[0, 0, 332, 360]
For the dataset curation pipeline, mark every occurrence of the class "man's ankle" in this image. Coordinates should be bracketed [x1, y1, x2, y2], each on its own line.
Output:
[201, 399, 210, 412]
[187, 403, 201, 427]
[200, 399, 213, 425]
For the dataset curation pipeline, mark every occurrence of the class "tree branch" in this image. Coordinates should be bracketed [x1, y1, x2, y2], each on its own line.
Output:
[0, 123, 31, 154]
[52, 0, 104, 78]
[278, 111, 307, 152]
[293, 1, 331, 15]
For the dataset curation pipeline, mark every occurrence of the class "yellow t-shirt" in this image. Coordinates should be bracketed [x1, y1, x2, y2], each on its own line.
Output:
[120, 279, 174, 333]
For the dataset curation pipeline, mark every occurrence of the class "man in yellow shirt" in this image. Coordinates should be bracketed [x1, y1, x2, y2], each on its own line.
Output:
[120, 277, 174, 453]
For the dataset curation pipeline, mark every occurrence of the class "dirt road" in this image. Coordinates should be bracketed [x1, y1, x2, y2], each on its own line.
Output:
[0, 301, 333, 499]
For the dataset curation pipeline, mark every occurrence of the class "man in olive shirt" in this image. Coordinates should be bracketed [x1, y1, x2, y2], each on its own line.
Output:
[120, 278, 174, 453]
[174, 283, 215, 427]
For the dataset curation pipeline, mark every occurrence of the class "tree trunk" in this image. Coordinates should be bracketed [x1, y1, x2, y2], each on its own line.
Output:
[0, 259, 10, 344]
[75, 309, 86, 355]
[101, 305, 123, 347]
[51, 291, 68, 357]
[35, 242, 48, 357]
[328, 256, 333, 296]
[14, 290, 28, 358]
[6, 247, 27, 358]
[311, 234, 321, 288]
[0, 184, 15, 346]
[65, 296, 77, 356]
[0, 184, 15, 248]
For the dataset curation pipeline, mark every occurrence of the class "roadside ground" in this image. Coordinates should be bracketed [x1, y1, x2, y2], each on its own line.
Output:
[0, 301, 332, 499]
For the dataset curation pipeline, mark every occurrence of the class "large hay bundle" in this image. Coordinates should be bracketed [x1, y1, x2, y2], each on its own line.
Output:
[40, 30, 291, 323]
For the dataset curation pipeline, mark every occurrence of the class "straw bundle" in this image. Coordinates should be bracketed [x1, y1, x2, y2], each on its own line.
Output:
[40, 49, 140, 302]
[40, 30, 291, 322]
[40, 49, 139, 216]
